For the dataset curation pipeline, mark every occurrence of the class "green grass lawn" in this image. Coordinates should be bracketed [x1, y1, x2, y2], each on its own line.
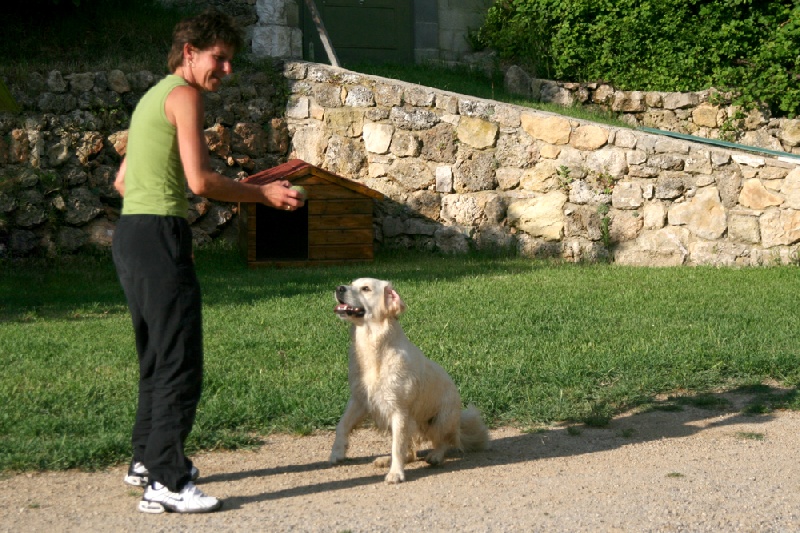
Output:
[1, 246, 799, 473]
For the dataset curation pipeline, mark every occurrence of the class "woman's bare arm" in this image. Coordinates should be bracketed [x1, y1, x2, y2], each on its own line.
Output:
[167, 84, 303, 209]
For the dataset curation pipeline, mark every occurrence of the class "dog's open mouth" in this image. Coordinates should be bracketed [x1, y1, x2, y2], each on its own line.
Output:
[334, 303, 365, 318]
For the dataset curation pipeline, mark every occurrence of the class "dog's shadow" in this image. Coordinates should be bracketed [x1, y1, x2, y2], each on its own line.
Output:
[202, 456, 386, 510]
[204, 386, 794, 511]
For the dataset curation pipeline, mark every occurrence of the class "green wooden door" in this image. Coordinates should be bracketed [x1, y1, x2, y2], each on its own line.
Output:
[302, 0, 413, 65]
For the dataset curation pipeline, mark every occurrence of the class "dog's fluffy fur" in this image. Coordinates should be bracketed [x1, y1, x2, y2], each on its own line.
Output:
[330, 278, 489, 484]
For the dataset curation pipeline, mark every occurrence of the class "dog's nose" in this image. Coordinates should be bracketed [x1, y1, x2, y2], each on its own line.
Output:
[336, 285, 347, 294]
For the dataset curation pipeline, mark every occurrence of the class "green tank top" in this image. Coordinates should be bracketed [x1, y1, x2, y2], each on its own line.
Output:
[122, 74, 189, 217]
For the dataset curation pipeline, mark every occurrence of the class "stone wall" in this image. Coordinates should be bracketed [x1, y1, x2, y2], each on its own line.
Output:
[503, 65, 800, 157]
[284, 61, 800, 266]
[4, 61, 800, 266]
[0, 63, 289, 257]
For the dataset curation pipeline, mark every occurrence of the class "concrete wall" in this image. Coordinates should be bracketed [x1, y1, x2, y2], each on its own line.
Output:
[435, 0, 491, 62]
[252, 0, 303, 60]
[414, 0, 492, 64]
[160, 0, 490, 64]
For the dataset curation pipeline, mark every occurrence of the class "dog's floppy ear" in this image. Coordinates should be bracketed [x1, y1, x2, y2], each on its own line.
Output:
[384, 284, 406, 317]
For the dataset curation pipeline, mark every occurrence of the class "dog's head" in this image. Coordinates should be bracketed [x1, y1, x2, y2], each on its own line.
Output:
[334, 278, 406, 322]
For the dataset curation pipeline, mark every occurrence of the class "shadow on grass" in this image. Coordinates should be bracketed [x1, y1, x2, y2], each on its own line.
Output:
[200, 386, 796, 510]
[197, 248, 545, 303]
[0, 247, 545, 322]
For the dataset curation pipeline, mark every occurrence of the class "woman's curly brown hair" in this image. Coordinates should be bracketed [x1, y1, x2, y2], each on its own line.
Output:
[167, 8, 243, 72]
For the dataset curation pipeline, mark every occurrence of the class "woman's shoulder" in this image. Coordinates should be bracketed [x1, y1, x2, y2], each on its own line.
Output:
[164, 81, 203, 126]
[169, 83, 202, 109]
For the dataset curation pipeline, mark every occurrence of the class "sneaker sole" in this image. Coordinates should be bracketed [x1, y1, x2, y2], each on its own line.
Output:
[138, 500, 166, 514]
[139, 499, 223, 514]
[124, 475, 148, 487]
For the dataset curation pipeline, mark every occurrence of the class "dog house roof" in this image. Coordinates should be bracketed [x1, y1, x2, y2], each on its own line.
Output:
[242, 159, 384, 200]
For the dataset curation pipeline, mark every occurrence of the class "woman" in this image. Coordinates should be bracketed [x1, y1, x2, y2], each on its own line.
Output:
[112, 9, 304, 514]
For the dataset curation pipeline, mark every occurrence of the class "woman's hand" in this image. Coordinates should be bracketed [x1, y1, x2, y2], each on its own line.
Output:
[261, 180, 306, 211]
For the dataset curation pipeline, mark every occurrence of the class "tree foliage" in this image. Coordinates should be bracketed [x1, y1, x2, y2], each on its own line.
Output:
[474, 0, 800, 117]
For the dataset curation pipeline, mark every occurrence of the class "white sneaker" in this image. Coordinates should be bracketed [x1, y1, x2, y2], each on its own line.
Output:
[123, 461, 149, 487]
[124, 462, 200, 488]
[138, 481, 222, 514]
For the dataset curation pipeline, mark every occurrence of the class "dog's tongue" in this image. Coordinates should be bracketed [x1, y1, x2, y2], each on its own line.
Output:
[334, 304, 365, 317]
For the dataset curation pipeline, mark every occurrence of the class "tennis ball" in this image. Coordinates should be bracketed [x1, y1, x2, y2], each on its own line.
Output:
[290, 185, 307, 199]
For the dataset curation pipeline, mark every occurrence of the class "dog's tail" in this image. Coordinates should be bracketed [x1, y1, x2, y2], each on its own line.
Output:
[459, 404, 489, 452]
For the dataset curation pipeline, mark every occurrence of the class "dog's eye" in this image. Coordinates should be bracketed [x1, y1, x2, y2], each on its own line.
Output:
[360, 286, 371, 292]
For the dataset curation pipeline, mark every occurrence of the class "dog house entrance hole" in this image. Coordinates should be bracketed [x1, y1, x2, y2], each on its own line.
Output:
[254, 202, 309, 260]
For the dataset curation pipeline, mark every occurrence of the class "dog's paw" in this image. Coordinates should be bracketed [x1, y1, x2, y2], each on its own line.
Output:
[424, 454, 442, 466]
[329, 451, 346, 464]
[385, 471, 405, 484]
[424, 449, 446, 466]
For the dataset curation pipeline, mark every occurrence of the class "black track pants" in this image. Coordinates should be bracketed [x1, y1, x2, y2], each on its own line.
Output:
[112, 215, 202, 492]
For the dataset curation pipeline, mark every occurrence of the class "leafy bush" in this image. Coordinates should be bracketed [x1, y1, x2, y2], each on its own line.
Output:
[474, 0, 800, 117]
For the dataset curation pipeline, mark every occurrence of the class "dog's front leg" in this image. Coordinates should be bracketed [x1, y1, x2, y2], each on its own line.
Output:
[385, 412, 411, 484]
[329, 398, 367, 464]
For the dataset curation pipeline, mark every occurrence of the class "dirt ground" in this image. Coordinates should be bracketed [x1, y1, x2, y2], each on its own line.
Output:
[2, 391, 800, 532]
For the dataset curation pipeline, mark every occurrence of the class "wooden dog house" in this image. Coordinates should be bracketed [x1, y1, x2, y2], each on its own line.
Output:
[238, 159, 384, 267]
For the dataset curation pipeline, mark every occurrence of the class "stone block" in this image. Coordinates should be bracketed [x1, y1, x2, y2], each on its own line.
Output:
[728, 213, 760, 243]
[363, 122, 393, 154]
[667, 186, 727, 239]
[738, 178, 784, 209]
[506, 191, 567, 241]
[614, 227, 690, 266]
[520, 114, 571, 145]
[457, 116, 498, 149]
[612, 182, 643, 209]
[570, 125, 609, 151]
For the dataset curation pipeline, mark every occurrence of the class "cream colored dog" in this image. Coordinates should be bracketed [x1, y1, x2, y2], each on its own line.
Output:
[330, 278, 489, 484]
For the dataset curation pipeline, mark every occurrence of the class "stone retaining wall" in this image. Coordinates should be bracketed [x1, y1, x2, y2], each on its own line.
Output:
[503, 65, 800, 157]
[0, 63, 289, 257]
[3, 61, 800, 266]
[284, 61, 800, 266]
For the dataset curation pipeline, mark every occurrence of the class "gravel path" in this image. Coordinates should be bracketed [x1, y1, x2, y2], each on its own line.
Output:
[2, 391, 800, 532]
